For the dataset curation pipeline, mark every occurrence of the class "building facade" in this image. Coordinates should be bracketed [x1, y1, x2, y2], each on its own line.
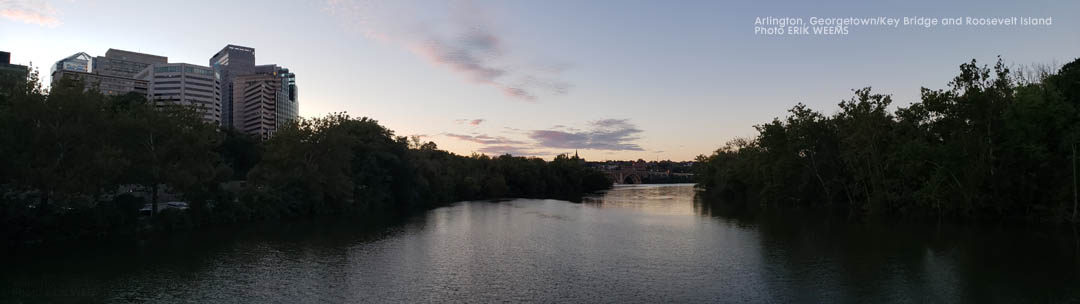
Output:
[254, 64, 299, 131]
[0, 51, 29, 78]
[52, 69, 151, 96]
[232, 73, 280, 139]
[51, 52, 92, 75]
[210, 45, 298, 137]
[278, 68, 298, 130]
[135, 63, 222, 126]
[94, 49, 167, 78]
[231, 66, 299, 139]
[0, 51, 30, 96]
[210, 45, 256, 129]
[50, 50, 167, 96]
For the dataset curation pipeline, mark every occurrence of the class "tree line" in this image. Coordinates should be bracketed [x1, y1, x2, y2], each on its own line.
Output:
[0, 69, 612, 248]
[694, 57, 1080, 223]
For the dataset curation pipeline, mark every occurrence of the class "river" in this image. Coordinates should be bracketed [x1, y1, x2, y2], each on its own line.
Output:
[2, 184, 1079, 302]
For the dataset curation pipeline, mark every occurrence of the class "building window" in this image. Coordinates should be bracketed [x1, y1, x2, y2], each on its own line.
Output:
[154, 66, 182, 73]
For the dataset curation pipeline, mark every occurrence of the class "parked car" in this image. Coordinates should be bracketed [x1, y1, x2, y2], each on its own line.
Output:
[166, 202, 189, 210]
[139, 204, 153, 216]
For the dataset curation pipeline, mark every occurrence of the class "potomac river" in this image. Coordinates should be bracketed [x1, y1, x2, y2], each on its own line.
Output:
[2, 184, 1078, 302]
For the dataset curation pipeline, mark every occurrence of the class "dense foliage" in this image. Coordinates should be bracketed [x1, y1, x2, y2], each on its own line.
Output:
[695, 57, 1080, 223]
[0, 70, 611, 248]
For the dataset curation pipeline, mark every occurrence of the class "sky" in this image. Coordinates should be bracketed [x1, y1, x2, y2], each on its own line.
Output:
[2, 0, 1078, 161]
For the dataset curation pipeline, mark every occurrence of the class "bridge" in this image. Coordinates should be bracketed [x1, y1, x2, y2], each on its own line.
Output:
[603, 168, 646, 184]
[598, 168, 696, 185]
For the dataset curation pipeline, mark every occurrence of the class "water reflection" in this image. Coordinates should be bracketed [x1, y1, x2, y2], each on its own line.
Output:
[583, 183, 700, 215]
[693, 188, 1080, 303]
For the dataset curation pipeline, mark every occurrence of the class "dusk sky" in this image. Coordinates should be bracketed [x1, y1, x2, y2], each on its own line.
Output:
[2, 0, 1078, 161]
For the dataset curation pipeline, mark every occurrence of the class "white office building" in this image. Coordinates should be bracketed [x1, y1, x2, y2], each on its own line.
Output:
[135, 63, 222, 126]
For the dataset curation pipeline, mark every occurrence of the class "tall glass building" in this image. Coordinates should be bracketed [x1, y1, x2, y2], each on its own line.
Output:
[210, 45, 255, 129]
[278, 68, 298, 130]
[210, 45, 298, 138]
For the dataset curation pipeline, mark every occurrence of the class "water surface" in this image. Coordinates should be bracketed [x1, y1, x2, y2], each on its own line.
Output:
[3, 184, 1079, 303]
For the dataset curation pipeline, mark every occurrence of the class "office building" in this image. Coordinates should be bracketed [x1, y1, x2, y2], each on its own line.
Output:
[50, 49, 166, 96]
[51, 52, 92, 74]
[231, 66, 297, 139]
[94, 49, 167, 78]
[135, 63, 222, 126]
[0, 51, 30, 96]
[231, 65, 297, 139]
[232, 73, 280, 139]
[210, 45, 256, 129]
[254, 64, 299, 131]
[0, 51, 29, 77]
[210, 45, 298, 137]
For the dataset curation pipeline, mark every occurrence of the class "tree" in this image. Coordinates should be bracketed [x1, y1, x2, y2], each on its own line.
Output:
[1, 69, 615, 247]
[218, 128, 263, 180]
[696, 56, 1080, 223]
[9, 77, 120, 212]
[116, 102, 221, 215]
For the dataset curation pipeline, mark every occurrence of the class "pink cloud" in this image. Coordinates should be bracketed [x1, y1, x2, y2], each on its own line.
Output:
[454, 118, 486, 126]
[323, 0, 569, 102]
[528, 119, 644, 151]
[0, 1, 61, 27]
[444, 133, 525, 145]
[477, 145, 550, 157]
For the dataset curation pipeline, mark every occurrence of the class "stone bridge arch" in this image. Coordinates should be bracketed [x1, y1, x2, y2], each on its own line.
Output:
[604, 169, 644, 185]
[620, 173, 642, 184]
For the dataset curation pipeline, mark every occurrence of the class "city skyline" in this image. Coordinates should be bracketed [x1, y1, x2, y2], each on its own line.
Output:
[3, 0, 1079, 161]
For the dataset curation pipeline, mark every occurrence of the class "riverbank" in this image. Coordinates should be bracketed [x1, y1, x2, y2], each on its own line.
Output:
[1, 75, 612, 251]
[693, 57, 1080, 223]
[1, 183, 611, 253]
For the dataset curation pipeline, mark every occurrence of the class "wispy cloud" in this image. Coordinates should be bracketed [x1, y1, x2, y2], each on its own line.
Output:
[477, 145, 549, 157]
[443, 118, 645, 157]
[455, 118, 485, 126]
[324, 0, 570, 101]
[0, 0, 61, 27]
[529, 119, 644, 151]
[443, 133, 525, 145]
